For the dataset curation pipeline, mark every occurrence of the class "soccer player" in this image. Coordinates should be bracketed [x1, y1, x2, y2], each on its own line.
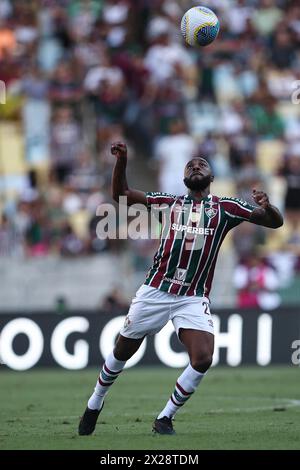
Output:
[79, 142, 283, 435]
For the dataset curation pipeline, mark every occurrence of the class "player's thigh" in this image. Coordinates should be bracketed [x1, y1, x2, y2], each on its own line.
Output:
[120, 285, 170, 339]
[171, 296, 214, 341]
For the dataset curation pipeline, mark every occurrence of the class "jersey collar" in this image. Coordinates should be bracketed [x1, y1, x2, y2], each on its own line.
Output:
[185, 193, 212, 203]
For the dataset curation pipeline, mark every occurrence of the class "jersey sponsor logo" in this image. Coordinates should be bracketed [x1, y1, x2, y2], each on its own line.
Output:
[175, 267, 187, 281]
[171, 223, 214, 235]
[163, 276, 191, 287]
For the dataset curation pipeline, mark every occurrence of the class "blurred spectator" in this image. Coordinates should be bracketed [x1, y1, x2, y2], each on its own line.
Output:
[232, 221, 266, 259]
[0, 0, 299, 310]
[68, 0, 102, 41]
[0, 1, 12, 20]
[14, 3, 38, 48]
[101, 287, 129, 314]
[83, 51, 124, 94]
[0, 214, 22, 257]
[67, 151, 101, 193]
[60, 223, 85, 257]
[154, 118, 196, 195]
[50, 106, 83, 183]
[153, 82, 185, 136]
[21, 65, 50, 165]
[249, 95, 284, 139]
[271, 26, 296, 70]
[102, 0, 130, 48]
[228, 133, 256, 170]
[55, 295, 68, 314]
[252, 0, 283, 37]
[280, 154, 300, 226]
[0, 17, 16, 59]
[226, 0, 253, 36]
[144, 27, 196, 91]
[49, 61, 82, 107]
[46, 187, 67, 251]
[25, 198, 50, 257]
[234, 253, 281, 310]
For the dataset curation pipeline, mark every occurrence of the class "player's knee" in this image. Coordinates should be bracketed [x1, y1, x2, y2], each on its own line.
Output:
[191, 353, 213, 373]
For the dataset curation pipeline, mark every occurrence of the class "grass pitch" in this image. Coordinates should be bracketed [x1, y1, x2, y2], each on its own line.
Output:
[0, 366, 299, 450]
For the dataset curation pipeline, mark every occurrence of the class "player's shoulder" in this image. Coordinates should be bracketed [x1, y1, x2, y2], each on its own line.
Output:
[217, 195, 256, 220]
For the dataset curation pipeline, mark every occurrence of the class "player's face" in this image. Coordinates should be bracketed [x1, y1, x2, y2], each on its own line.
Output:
[183, 158, 213, 190]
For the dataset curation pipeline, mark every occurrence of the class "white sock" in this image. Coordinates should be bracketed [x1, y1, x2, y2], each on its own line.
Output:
[157, 364, 206, 419]
[87, 352, 126, 410]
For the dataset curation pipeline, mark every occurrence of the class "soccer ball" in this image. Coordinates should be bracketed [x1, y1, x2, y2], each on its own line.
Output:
[181, 6, 220, 47]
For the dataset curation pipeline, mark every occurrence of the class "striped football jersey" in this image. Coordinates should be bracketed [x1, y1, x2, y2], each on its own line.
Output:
[144, 192, 256, 297]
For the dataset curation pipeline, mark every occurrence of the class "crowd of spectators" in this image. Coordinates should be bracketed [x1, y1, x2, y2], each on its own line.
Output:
[0, 0, 300, 306]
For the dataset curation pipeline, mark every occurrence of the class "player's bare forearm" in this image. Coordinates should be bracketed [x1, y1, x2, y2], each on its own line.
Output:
[250, 189, 283, 228]
[111, 149, 129, 200]
[111, 142, 147, 206]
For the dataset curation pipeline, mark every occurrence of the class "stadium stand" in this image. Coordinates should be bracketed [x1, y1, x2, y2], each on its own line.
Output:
[0, 0, 299, 309]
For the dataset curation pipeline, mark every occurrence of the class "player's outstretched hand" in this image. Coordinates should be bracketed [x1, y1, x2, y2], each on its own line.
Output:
[111, 142, 127, 159]
[252, 188, 270, 209]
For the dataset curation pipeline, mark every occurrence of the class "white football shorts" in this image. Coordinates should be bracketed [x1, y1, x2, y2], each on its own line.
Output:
[120, 284, 214, 340]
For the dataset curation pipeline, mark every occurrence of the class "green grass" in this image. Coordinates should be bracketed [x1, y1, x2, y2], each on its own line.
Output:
[0, 366, 299, 450]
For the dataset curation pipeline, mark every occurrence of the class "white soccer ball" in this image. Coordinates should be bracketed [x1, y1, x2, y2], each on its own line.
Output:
[181, 6, 220, 47]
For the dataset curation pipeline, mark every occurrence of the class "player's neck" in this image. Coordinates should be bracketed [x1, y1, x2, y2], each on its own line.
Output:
[188, 187, 210, 202]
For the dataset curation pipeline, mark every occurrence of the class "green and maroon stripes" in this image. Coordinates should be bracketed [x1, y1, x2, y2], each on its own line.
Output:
[220, 198, 255, 222]
[201, 218, 230, 296]
[145, 193, 256, 298]
[183, 196, 221, 296]
[192, 215, 228, 297]
[159, 199, 193, 292]
[150, 197, 185, 289]
[169, 202, 202, 295]
[98, 364, 122, 387]
[170, 381, 193, 408]
[145, 210, 170, 284]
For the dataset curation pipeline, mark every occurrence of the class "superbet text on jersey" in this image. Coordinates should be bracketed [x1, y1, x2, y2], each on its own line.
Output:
[145, 192, 255, 298]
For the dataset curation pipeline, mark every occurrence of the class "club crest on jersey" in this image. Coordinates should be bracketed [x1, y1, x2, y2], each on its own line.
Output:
[205, 207, 217, 218]
[123, 315, 131, 328]
[205, 201, 218, 219]
[175, 268, 187, 281]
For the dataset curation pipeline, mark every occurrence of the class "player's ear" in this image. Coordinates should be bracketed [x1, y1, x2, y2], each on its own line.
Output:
[210, 174, 214, 183]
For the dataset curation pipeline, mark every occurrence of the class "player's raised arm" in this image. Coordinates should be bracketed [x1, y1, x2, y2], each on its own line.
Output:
[111, 142, 147, 206]
[249, 189, 283, 229]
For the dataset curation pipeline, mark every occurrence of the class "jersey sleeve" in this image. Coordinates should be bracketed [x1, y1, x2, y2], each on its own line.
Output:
[220, 197, 256, 227]
[145, 191, 177, 211]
